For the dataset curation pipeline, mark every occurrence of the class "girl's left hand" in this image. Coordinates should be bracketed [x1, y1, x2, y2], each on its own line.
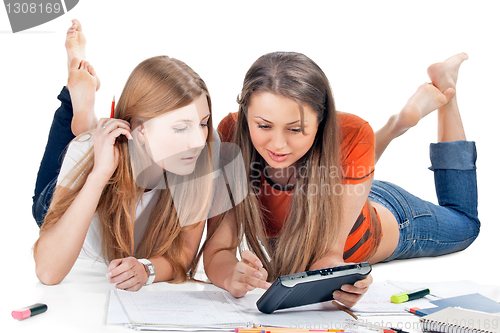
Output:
[333, 273, 372, 308]
[107, 257, 148, 291]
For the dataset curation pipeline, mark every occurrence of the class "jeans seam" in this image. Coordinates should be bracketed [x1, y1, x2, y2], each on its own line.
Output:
[378, 181, 411, 221]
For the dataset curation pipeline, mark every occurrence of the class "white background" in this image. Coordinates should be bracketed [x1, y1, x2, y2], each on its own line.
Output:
[1, 0, 499, 331]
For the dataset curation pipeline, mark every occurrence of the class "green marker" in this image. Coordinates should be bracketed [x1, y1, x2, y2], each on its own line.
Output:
[390, 288, 430, 304]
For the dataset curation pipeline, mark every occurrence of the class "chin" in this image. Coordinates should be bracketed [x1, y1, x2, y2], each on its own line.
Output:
[157, 161, 197, 176]
[168, 166, 196, 176]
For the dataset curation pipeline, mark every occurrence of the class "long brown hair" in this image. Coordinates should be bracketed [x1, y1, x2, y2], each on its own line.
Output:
[35, 56, 214, 283]
[232, 52, 344, 281]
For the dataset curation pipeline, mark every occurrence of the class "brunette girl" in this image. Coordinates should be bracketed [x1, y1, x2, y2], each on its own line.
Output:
[203, 52, 479, 308]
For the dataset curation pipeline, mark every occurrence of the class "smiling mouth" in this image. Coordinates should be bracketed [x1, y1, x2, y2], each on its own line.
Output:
[267, 149, 290, 162]
[268, 149, 289, 156]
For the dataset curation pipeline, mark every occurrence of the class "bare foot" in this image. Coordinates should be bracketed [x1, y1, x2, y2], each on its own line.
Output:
[65, 19, 100, 90]
[392, 83, 454, 137]
[67, 59, 98, 135]
[427, 52, 468, 92]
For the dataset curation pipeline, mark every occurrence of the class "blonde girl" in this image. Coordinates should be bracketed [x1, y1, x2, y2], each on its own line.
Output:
[33, 20, 215, 291]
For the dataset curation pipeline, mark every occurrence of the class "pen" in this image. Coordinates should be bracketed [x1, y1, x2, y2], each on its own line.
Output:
[390, 288, 430, 304]
[11, 303, 48, 320]
[332, 300, 358, 320]
[404, 306, 427, 316]
[110, 95, 115, 118]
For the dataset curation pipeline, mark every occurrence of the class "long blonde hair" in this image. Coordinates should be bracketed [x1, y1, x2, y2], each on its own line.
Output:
[232, 52, 343, 281]
[35, 56, 214, 283]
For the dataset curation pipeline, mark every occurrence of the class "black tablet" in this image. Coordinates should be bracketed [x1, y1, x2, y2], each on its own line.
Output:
[256, 262, 372, 314]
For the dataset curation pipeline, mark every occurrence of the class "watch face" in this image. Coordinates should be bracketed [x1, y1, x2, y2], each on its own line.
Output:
[147, 264, 155, 275]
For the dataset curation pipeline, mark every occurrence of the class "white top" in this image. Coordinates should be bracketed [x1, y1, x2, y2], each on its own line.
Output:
[57, 134, 161, 262]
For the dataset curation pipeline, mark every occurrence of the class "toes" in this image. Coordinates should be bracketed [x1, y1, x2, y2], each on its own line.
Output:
[72, 19, 83, 32]
[66, 28, 76, 38]
[81, 60, 89, 71]
[69, 58, 82, 71]
[80, 61, 95, 76]
[87, 64, 96, 77]
[447, 52, 468, 64]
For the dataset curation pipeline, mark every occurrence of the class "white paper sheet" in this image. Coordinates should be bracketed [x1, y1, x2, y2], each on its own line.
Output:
[106, 290, 129, 324]
[351, 280, 500, 314]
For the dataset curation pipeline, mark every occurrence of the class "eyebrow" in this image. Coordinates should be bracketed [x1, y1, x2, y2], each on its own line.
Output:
[177, 114, 210, 123]
[254, 116, 300, 125]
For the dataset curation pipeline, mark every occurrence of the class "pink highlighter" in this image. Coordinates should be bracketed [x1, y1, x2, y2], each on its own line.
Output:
[12, 303, 48, 320]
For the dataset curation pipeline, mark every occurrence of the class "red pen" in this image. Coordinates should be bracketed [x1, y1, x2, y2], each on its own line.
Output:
[12, 303, 48, 320]
[110, 95, 115, 118]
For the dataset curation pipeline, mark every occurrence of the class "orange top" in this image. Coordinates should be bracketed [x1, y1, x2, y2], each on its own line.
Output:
[217, 112, 381, 262]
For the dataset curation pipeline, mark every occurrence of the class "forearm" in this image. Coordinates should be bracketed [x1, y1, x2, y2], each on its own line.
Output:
[34, 172, 107, 285]
[310, 252, 345, 270]
[311, 180, 374, 269]
[148, 251, 195, 283]
[204, 247, 239, 290]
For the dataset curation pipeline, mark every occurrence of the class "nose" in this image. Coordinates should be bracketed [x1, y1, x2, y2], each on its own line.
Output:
[187, 126, 206, 150]
[272, 131, 287, 151]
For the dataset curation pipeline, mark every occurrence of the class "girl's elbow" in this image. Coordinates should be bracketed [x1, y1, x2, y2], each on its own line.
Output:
[35, 266, 65, 286]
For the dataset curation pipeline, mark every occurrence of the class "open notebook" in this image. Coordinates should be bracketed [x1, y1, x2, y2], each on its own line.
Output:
[113, 289, 352, 330]
[420, 307, 500, 333]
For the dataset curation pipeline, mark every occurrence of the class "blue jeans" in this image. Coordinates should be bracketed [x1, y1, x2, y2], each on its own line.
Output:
[368, 140, 480, 261]
[32, 87, 75, 227]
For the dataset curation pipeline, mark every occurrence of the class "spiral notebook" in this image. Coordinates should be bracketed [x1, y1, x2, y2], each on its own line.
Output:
[420, 307, 500, 333]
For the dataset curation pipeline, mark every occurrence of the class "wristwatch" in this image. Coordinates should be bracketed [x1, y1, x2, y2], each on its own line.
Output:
[138, 259, 155, 286]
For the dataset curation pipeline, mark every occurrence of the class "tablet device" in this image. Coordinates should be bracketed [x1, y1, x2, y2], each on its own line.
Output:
[256, 262, 371, 314]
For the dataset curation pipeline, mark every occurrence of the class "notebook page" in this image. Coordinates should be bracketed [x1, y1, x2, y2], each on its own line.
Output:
[115, 289, 251, 327]
[228, 293, 353, 329]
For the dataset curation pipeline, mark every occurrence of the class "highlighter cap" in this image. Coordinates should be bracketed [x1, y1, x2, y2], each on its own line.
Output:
[12, 309, 31, 320]
[390, 292, 409, 304]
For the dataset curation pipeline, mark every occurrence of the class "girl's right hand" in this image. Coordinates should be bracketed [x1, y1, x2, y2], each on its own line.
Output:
[226, 250, 271, 298]
[91, 118, 133, 182]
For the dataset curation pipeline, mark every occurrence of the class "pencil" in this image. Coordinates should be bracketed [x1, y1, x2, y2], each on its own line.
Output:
[255, 328, 344, 332]
[332, 300, 358, 320]
[110, 95, 115, 118]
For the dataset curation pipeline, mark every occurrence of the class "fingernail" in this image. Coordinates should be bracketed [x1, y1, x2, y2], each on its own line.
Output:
[254, 271, 263, 278]
[106, 272, 112, 278]
[333, 291, 341, 298]
[246, 285, 254, 291]
[354, 282, 362, 288]
[341, 285, 349, 292]
[255, 261, 262, 268]
[264, 282, 271, 289]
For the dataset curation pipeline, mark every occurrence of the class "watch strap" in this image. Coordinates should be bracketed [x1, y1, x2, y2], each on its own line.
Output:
[138, 258, 155, 286]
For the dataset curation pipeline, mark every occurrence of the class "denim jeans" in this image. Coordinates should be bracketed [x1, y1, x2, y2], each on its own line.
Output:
[368, 140, 480, 261]
[32, 87, 75, 227]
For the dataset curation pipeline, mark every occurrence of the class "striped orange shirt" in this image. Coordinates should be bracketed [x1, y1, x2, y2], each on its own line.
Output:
[217, 111, 381, 262]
